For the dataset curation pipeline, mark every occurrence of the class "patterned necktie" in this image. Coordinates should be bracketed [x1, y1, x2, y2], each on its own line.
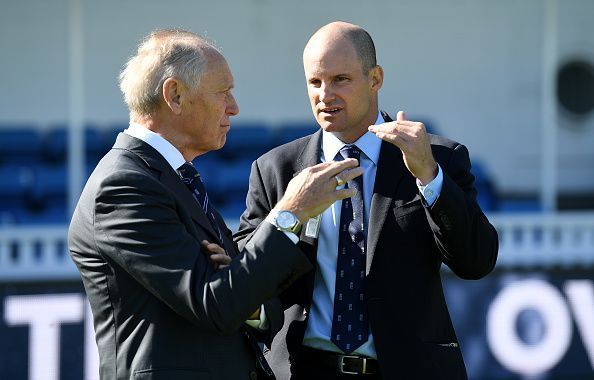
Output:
[178, 162, 274, 378]
[178, 162, 224, 246]
[330, 145, 368, 354]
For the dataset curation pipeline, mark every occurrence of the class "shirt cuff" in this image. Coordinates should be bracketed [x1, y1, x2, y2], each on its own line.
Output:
[265, 217, 300, 244]
[244, 305, 269, 330]
[417, 164, 443, 207]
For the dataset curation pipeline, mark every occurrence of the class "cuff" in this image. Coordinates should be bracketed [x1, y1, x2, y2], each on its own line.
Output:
[417, 164, 443, 207]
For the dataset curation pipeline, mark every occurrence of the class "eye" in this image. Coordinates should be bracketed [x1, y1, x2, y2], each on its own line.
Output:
[335, 75, 349, 83]
[308, 78, 321, 87]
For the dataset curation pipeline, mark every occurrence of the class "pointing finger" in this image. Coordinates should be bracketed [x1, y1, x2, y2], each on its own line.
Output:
[321, 158, 359, 177]
[337, 166, 364, 184]
[397, 110, 406, 121]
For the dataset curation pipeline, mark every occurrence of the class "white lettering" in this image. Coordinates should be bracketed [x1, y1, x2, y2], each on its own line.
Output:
[4, 294, 84, 380]
[564, 280, 594, 369]
[84, 300, 100, 380]
[486, 279, 572, 376]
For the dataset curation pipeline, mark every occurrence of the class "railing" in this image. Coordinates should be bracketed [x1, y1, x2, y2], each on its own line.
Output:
[1, 213, 593, 282]
[490, 212, 594, 268]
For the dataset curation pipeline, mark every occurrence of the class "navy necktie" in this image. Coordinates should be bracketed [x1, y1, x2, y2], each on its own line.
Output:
[178, 162, 224, 246]
[330, 145, 368, 354]
[178, 162, 274, 377]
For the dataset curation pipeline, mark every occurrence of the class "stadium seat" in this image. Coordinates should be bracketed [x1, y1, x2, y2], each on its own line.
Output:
[0, 164, 35, 198]
[471, 161, 498, 212]
[274, 123, 318, 145]
[0, 127, 43, 163]
[32, 163, 67, 194]
[219, 124, 275, 159]
[43, 127, 109, 164]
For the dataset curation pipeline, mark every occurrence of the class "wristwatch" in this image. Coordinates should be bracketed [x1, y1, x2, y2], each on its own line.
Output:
[271, 210, 302, 234]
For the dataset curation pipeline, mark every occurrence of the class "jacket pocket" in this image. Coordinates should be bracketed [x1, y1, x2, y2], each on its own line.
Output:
[133, 368, 211, 380]
[418, 342, 467, 380]
[393, 198, 424, 219]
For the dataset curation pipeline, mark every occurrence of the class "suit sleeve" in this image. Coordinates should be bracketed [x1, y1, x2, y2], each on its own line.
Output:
[93, 169, 311, 335]
[217, 214, 286, 345]
[426, 143, 499, 279]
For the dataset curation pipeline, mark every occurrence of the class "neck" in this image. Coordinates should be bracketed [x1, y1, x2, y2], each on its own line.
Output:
[332, 109, 379, 144]
[131, 114, 198, 162]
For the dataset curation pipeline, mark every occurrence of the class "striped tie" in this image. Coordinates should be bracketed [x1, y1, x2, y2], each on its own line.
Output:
[177, 162, 224, 246]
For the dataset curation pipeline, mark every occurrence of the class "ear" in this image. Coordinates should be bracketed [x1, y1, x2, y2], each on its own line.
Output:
[369, 65, 384, 92]
[162, 77, 184, 115]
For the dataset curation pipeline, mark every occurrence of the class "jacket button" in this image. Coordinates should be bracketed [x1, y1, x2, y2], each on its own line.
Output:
[249, 370, 258, 380]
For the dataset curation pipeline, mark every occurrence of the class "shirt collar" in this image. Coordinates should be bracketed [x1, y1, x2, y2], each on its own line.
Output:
[321, 112, 383, 165]
[124, 122, 186, 170]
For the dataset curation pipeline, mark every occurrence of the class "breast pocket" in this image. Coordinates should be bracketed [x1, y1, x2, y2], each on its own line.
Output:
[392, 198, 431, 239]
[133, 368, 211, 380]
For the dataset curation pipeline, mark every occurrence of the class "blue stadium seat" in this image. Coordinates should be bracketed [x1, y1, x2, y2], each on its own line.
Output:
[274, 123, 318, 146]
[43, 127, 109, 163]
[0, 198, 28, 225]
[0, 127, 43, 163]
[192, 154, 223, 187]
[15, 202, 68, 224]
[29, 165, 67, 203]
[471, 161, 498, 212]
[217, 196, 247, 221]
[219, 124, 275, 159]
[0, 164, 35, 198]
[208, 158, 253, 204]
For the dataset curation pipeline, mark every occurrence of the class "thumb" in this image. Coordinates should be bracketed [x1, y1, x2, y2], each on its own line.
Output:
[397, 110, 406, 121]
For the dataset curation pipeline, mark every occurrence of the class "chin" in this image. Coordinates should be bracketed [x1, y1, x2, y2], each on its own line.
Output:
[319, 120, 344, 133]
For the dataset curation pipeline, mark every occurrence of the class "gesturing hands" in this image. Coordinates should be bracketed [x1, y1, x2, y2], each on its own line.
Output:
[368, 111, 438, 185]
[274, 158, 364, 223]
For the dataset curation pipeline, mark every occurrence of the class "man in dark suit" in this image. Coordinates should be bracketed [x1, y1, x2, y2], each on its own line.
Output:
[68, 29, 363, 380]
[234, 22, 499, 379]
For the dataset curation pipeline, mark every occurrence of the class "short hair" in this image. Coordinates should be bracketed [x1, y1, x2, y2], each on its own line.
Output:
[119, 29, 216, 118]
[343, 27, 377, 73]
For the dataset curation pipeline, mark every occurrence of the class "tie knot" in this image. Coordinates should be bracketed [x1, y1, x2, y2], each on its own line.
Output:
[178, 162, 200, 181]
[339, 145, 361, 161]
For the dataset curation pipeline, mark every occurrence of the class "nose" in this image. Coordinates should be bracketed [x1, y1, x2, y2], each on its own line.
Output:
[227, 92, 239, 116]
[319, 82, 335, 103]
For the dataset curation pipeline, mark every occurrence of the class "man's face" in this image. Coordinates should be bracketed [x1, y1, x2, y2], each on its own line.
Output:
[180, 52, 239, 156]
[303, 37, 380, 143]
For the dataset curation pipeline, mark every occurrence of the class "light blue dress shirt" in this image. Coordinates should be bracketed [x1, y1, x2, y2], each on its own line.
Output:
[302, 113, 444, 358]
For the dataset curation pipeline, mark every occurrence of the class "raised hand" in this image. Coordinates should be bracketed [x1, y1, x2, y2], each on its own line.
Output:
[368, 111, 438, 185]
[274, 158, 364, 223]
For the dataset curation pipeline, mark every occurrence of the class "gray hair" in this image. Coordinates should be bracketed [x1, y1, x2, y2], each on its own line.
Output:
[119, 29, 216, 118]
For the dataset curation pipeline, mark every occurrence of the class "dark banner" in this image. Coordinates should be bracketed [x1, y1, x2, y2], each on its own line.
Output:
[0, 272, 593, 379]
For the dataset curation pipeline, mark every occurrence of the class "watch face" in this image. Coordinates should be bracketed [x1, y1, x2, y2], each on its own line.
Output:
[277, 211, 297, 229]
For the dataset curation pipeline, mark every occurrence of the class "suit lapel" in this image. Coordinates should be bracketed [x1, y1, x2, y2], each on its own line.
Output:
[366, 111, 408, 274]
[295, 130, 323, 250]
[113, 133, 221, 243]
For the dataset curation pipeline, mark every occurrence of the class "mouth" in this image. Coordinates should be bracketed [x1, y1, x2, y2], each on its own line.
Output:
[319, 106, 342, 116]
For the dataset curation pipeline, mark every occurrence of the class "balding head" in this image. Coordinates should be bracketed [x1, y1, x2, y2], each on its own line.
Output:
[302, 21, 383, 143]
[119, 29, 219, 119]
[304, 22, 377, 74]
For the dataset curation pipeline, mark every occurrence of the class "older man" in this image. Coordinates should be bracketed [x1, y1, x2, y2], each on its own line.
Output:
[68, 29, 362, 380]
[235, 22, 499, 379]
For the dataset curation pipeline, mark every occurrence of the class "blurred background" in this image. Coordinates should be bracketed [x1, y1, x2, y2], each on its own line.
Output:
[1, 0, 593, 379]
